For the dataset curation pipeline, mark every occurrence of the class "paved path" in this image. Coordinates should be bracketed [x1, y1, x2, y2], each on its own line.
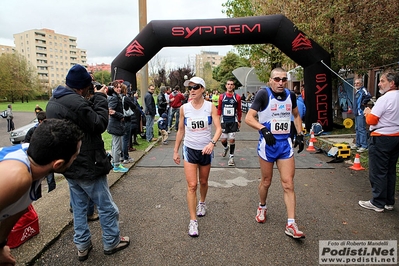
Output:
[6, 115, 399, 265]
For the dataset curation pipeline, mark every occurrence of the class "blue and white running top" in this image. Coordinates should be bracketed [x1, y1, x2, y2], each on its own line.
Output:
[183, 100, 213, 150]
[257, 87, 292, 140]
[0, 143, 41, 221]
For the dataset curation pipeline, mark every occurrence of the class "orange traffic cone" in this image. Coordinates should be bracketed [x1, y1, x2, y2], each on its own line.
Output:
[306, 139, 316, 152]
[349, 153, 365, 170]
[310, 130, 317, 143]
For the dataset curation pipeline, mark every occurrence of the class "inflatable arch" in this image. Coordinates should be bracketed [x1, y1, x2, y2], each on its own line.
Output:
[112, 14, 333, 131]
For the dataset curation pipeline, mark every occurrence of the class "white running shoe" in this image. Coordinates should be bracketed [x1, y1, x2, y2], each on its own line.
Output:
[196, 202, 206, 217]
[188, 220, 199, 237]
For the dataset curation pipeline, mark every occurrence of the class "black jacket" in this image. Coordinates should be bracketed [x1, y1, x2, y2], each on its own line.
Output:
[157, 93, 167, 109]
[107, 92, 125, 136]
[46, 85, 112, 180]
[144, 91, 156, 116]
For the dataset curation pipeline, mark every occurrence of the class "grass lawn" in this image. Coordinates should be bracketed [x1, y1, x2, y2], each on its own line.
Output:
[0, 100, 48, 112]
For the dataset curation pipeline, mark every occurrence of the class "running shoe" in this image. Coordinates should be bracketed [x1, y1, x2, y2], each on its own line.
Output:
[256, 206, 267, 223]
[196, 202, 206, 217]
[285, 223, 305, 239]
[222, 146, 229, 157]
[384, 205, 394, 211]
[113, 164, 129, 173]
[358, 200, 384, 212]
[188, 220, 199, 237]
[228, 157, 235, 166]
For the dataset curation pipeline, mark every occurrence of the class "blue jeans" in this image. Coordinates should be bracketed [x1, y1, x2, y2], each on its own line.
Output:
[122, 121, 132, 160]
[355, 115, 368, 148]
[145, 115, 154, 141]
[111, 134, 123, 165]
[68, 176, 121, 251]
[168, 107, 180, 130]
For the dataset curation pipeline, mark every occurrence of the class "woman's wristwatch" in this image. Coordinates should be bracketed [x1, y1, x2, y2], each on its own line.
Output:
[210, 140, 216, 146]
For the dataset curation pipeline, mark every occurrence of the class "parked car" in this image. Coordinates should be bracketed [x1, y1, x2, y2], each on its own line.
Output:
[9, 118, 38, 144]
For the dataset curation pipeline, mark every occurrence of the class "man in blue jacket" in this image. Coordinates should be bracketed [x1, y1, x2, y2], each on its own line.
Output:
[353, 79, 371, 153]
[46, 65, 130, 261]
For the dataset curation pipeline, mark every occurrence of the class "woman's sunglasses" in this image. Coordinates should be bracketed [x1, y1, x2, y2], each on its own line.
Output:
[189, 84, 202, 90]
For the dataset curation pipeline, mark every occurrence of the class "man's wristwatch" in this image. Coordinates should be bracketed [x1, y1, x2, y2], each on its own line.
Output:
[210, 140, 216, 146]
[0, 239, 7, 248]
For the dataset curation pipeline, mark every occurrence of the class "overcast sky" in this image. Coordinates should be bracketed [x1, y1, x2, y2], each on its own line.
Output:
[0, 0, 235, 69]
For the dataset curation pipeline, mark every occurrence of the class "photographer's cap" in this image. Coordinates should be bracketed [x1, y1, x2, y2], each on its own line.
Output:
[66, 65, 92, 89]
[184, 77, 206, 89]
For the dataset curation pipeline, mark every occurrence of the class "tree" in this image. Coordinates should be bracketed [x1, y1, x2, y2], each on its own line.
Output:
[167, 66, 194, 90]
[222, 0, 399, 75]
[93, 70, 111, 85]
[152, 68, 168, 89]
[0, 53, 41, 103]
[212, 52, 250, 90]
[203, 62, 219, 92]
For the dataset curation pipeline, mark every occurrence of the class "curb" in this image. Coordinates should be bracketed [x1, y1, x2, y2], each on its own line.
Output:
[13, 138, 160, 266]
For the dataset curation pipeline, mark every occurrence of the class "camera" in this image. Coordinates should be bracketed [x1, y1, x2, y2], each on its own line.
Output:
[89, 81, 102, 95]
[91, 82, 114, 96]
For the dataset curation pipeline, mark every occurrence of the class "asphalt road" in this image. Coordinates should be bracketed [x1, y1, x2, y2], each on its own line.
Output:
[0, 111, 36, 147]
[31, 135, 398, 265]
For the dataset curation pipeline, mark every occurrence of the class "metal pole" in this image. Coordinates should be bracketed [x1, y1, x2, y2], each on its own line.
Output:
[139, 0, 148, 107]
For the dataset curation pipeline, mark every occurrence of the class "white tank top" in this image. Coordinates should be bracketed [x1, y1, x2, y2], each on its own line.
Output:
[183, 100, 213, 150]
[0, 143, 40, 221]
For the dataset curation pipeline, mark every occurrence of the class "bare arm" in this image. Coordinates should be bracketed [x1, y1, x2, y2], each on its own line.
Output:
[245, 109, 264, 131]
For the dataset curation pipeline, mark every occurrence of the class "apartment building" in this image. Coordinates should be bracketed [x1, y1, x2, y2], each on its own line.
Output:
[13, 28, 87, 89]
[0, 44, 15, 55]
[87, 63, 111, 73]
[195, 51, 223, 78]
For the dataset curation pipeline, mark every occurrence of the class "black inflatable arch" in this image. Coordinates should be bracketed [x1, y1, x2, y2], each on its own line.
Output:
[112, 14, 333, 131]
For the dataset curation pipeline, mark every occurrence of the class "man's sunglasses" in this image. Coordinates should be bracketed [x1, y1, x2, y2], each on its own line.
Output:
[189, 84, 202, 90]
[272, 77, 288, 82]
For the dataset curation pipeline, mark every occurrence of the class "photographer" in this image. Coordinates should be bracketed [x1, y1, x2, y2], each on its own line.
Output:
[46, 65, 130, 261]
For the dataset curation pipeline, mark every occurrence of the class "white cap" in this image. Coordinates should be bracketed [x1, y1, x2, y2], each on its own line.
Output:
[183, 77, 206, 89]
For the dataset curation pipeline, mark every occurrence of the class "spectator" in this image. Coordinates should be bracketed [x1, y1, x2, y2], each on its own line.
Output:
[34, 104, 43, 114]
[300, 84, 305, 100]
[131, 91, 142, 146]
[24, 111, 56, 193]
[158, 113, 169, 145]
[46, 65, 130, 261]
[107, 81, 128, 173]
[359, 70, 399, 212]
[157, 86, 168, 117]
[6, 104, 14, 132]
[144, 85, 157, 142]
[245, 67, 305, 239]
[168, 85, 185, 131]
[0, 119, 83, 265]
[173, 77, 222, 237]
[165, 86, 172, 117]
[121, 83, 136, 163]
[353, 78, 371, 153]
[290, 87, 306, 141]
